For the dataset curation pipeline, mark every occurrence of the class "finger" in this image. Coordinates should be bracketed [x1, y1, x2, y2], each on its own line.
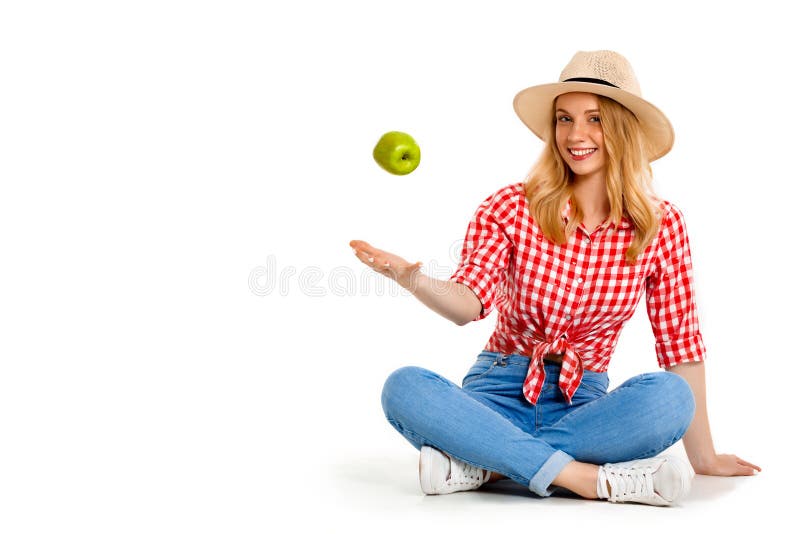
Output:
[352, 247, 369, 260]
[736, 457, 762, 472]
[350, 240, 379, 256]
[358, 250, 393, 273]
[353, 249, 379, 268]
[728, 460, 757, 476]
[736, 464, 758, 476]
[349, 240, 369, 256]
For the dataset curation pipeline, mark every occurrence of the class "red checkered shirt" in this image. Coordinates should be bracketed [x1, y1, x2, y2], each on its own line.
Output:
[450, 182, 706, 404]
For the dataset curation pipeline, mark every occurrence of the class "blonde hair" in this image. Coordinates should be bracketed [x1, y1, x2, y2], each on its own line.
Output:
[522, 95, 662, 264]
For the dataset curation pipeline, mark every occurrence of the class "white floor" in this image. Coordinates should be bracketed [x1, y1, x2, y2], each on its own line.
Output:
[291, 445, 788, 533]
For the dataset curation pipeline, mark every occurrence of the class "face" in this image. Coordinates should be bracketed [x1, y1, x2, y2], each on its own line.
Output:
[554, 92, 606, 181]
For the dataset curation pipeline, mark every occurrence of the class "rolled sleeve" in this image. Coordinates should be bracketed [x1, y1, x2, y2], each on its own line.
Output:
[449, 190, 514, 321]
[646, 204, 707, 368]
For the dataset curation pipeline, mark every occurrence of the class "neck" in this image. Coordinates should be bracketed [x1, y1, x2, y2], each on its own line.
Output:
[572, 172, 610, 219]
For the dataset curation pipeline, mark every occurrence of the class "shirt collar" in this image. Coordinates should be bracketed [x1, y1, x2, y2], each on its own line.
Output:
[562, 199, 633, 230]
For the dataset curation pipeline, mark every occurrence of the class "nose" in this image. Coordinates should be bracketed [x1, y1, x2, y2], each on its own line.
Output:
[567, 120, 587, 142]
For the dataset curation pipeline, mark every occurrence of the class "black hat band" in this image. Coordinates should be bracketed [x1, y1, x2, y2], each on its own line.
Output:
[563, 77, 619, 88]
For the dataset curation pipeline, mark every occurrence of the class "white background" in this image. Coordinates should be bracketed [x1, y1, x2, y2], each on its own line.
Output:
[1, 1, 797, 532]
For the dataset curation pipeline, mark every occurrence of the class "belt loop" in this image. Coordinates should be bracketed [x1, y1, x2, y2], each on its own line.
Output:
[495, 353, 508, 367]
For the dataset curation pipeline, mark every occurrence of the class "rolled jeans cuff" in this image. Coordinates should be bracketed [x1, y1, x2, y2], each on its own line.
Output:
[528, 450, 574, 497]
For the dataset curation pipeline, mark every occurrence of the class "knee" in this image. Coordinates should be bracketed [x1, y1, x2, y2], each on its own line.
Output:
[649, 371, 696, 435]
[380, 366, 429, 418]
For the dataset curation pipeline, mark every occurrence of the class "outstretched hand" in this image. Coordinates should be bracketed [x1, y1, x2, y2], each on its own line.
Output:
[694, 454, 761, 476]
[350, 239, 423, 289]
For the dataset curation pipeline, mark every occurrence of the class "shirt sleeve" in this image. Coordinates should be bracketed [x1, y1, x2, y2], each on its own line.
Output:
[448, 189, 515, 321]
[646, 203, 707, 368]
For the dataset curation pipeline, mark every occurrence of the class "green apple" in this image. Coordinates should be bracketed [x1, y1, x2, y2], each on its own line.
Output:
[372, 131, 421, 175]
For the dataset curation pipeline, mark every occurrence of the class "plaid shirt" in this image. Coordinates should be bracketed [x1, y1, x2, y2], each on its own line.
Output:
[450, 183, 706, 405]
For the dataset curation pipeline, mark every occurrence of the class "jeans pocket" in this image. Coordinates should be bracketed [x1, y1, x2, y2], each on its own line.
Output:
[461, 358, 496, 387]
[577, 372, 609, 396]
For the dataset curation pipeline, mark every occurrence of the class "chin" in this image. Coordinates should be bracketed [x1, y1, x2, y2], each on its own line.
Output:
[571, 167, 603, 180]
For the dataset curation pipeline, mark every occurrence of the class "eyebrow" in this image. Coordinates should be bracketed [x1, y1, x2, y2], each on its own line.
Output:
[555, 108, 600, 114]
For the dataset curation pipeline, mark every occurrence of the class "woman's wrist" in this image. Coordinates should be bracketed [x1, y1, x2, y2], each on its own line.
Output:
[686, 449, 717, 473]
[398, 268, 424, 292]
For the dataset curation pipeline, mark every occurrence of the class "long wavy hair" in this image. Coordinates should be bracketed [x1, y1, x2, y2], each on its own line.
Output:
[522, 94, 662, 264]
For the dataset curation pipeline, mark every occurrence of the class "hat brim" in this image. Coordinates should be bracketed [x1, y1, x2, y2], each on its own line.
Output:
[513, 81, 674, 162]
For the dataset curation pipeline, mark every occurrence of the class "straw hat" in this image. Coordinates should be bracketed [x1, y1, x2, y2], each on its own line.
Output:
[513, 50, 674, 161]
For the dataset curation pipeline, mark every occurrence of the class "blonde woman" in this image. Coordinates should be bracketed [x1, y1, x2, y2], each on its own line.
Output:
[350, 50, 759, 506]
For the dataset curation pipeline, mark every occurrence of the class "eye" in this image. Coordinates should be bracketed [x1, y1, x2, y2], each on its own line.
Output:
[589, 115, 601, 123]
[556, 115, 572, 123]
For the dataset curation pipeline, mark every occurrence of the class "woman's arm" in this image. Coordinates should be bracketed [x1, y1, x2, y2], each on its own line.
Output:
[403, 273, 483, 326]
[350, 240, 482, 325]
[667, 361, 761, 476]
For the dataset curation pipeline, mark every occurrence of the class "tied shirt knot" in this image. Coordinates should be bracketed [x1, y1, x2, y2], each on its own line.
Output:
[522, 336, 583, 405]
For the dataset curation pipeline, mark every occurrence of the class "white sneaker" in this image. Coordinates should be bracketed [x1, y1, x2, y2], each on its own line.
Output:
[597, 455, 694, 506]
[419, 446, 491, 495]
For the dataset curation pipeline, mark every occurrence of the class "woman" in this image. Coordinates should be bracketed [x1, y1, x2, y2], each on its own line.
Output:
[350, 50, 760, 506]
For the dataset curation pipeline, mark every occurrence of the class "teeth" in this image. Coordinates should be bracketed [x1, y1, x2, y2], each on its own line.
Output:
[570, 148, 596, 156]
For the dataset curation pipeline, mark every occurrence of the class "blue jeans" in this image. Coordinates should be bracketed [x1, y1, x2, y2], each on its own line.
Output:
[381, 351, 695, 497]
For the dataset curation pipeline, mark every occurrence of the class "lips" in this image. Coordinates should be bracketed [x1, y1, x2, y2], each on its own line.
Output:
[568, 147, 597, 161]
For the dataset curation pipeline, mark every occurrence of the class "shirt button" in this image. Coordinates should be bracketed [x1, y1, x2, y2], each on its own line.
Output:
[566, 314, 572, 321]
[584, 237, 591, 244]
[577, 277, 584, 283]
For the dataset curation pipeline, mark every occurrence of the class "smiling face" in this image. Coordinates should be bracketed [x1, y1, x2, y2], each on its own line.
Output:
[554, 92, 607, 181]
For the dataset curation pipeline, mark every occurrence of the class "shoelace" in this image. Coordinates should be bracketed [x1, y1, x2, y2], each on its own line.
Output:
[446, 458, 492, 488]
[599, 464, 655, 502]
